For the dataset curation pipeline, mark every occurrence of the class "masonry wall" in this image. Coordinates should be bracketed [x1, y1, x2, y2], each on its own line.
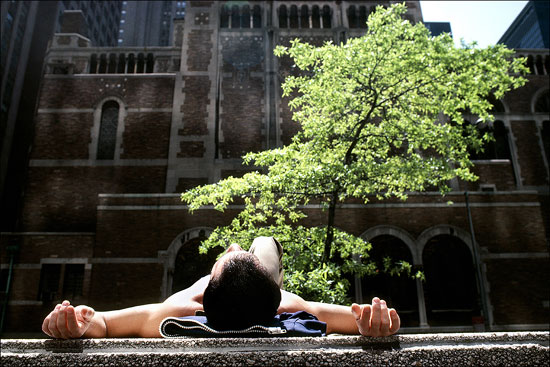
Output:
[20, 74, 174, 232]
[1, 0, 548, 335]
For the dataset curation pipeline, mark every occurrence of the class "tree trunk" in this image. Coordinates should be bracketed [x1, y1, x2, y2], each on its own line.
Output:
[322, 192, 338, 263]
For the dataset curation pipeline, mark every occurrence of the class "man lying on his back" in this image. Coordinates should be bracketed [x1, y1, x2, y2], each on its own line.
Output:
[42, 237, 400, 338]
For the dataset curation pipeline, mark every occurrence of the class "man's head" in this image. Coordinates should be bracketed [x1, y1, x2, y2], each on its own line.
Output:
[203, 244, 281, 330]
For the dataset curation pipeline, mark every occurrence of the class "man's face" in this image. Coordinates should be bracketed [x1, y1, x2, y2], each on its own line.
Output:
[210, 243, 256, 279]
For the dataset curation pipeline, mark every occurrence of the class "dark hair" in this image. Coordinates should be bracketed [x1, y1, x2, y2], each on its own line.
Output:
[203, 252, 281, 330]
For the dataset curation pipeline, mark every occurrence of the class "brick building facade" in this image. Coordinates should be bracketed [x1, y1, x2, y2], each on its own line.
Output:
[1, 1, 549, 335]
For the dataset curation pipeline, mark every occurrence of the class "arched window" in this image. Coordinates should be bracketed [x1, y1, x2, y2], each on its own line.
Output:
[146, 53, 154, 73]
[300, 5, 309, 28]
[98, 53, 107, 74]
[422, 235, 479, 326]
[220, 5, 230, 28]
[107, 53, 117, 73]
[279, 5, 288, 28]
[89, 54, 98, 74]
[358, 6, 368, 28]
[322, 6, 331, 29]
[231, 5, 240, 29]
[542, 121, 550, 165]
[289, 5, 299, 29]
[468, 120, 510, 160]
[526, 55, 535, 74]
[489, 95, 505, 113]
[348, 6, 358, 28]
[127, 53, 135, 73]
[535, 55, 545, 75]
[252, 5, 261, 28]
[172, 235, 223, 293]
[241, 5, 250, 28]
[117, 54, 126, 73]
[136, 53, 145, 73]
[492, 121, 511, 159]
[355, 235, 419, 327]
[312, 6, 321, 28]
[534, 90, 549, 113]
[97, 101, 119, 160]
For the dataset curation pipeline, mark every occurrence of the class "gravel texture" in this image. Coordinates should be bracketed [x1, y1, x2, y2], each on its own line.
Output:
[2, 332, 548, 366]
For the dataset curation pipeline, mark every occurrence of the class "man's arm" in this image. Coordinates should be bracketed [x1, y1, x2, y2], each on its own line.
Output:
[42, 275, 209, 339]
[279, 291, 400, 336]
[42, 300, 201, 338]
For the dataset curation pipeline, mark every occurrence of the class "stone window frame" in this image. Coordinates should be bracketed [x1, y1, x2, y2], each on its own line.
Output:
[531, 88, 550, 182]
[37, 258, 91, 305]
[89, 96, 127, 162]
[346, 5, 370, 29]
[459, 97, 522, 189]
[277, 3, 333, 29]
[360, 224, 492, 329]
[158, 227, 214, 300]
[461, 97, 515, 161]
[220, 3, 262, 29]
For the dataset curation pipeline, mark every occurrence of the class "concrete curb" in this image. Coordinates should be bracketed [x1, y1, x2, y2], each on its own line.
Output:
[2, 332, 549, 366]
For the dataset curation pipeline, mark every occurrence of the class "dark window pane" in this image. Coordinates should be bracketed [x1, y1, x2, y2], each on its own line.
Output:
[97, 101, 119, 159]
[534, 90, 549, 113]
[422, 235, 479, 326]
[357, 235, 419, 327]
[38, 264, 61, 302]
[63, 264, 85, 298]
[172, 237, 222, 294]
[279, 6, 288, 28]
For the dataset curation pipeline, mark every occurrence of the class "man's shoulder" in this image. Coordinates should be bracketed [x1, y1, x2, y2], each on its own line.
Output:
[278, 289, 311, 314]
[163, 275, 210, 308]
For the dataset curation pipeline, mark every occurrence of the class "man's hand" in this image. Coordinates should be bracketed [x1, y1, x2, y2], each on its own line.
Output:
[351, 297, 400, 337]
[42, 300, 95, 339]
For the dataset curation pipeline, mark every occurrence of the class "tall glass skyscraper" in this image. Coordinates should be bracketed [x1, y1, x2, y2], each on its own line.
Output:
[118, 1, 186, 47]
[498, 0, 549, 49]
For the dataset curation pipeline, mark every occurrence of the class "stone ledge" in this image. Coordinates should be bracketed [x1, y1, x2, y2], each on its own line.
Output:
[2, 332, 548, 366]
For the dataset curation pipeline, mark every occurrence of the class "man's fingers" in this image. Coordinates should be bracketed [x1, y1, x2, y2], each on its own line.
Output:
[360, 304, 372, 331]
[56, 305, 69, 339]
[379, 300, 390, 334]
[42, 311, 54, 337]
[47, 304, 62, 338]
[80, 306, 95, 321]
[351, 303, 361, 320]
[370, 297, 381, 333]
[66, 305, 81, 338]
[351, 303, 372, 336]
[389, 308, 401, 334]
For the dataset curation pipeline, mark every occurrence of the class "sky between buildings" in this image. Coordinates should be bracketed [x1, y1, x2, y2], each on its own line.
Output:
[420, 1, 528, 47]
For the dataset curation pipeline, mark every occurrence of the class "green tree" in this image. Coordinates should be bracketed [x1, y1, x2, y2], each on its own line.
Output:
[182, 3, 527, 304]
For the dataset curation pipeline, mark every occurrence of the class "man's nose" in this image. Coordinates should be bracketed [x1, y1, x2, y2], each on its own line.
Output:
[227, 243, 243, 253]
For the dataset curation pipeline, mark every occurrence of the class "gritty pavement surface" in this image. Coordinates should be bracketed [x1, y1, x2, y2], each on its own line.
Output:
[2, 332, 549, 366]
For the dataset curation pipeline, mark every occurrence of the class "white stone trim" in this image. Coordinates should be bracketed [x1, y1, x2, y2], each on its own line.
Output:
[29, 159, 167, 166]
[97, 201, 541, 211]
[89, 258, 161, 264]
[90, 190, 542, 198]
[530, 87, 549, 114]
[98, 193, 179, 198]
[158, 227, 214, 300]
[89, 96, 127, 161]
[1, 264, 41, 269]
[0, 232, 95, 235]
[7, 300, 43, 306]
[43, 74, 176, 79]
[483, 252, 549, 259]
[126, 108, 173, 113]
[40, 258, 89, 264]
[360, 225, 418, 264]
[37, 108, 94, 113]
